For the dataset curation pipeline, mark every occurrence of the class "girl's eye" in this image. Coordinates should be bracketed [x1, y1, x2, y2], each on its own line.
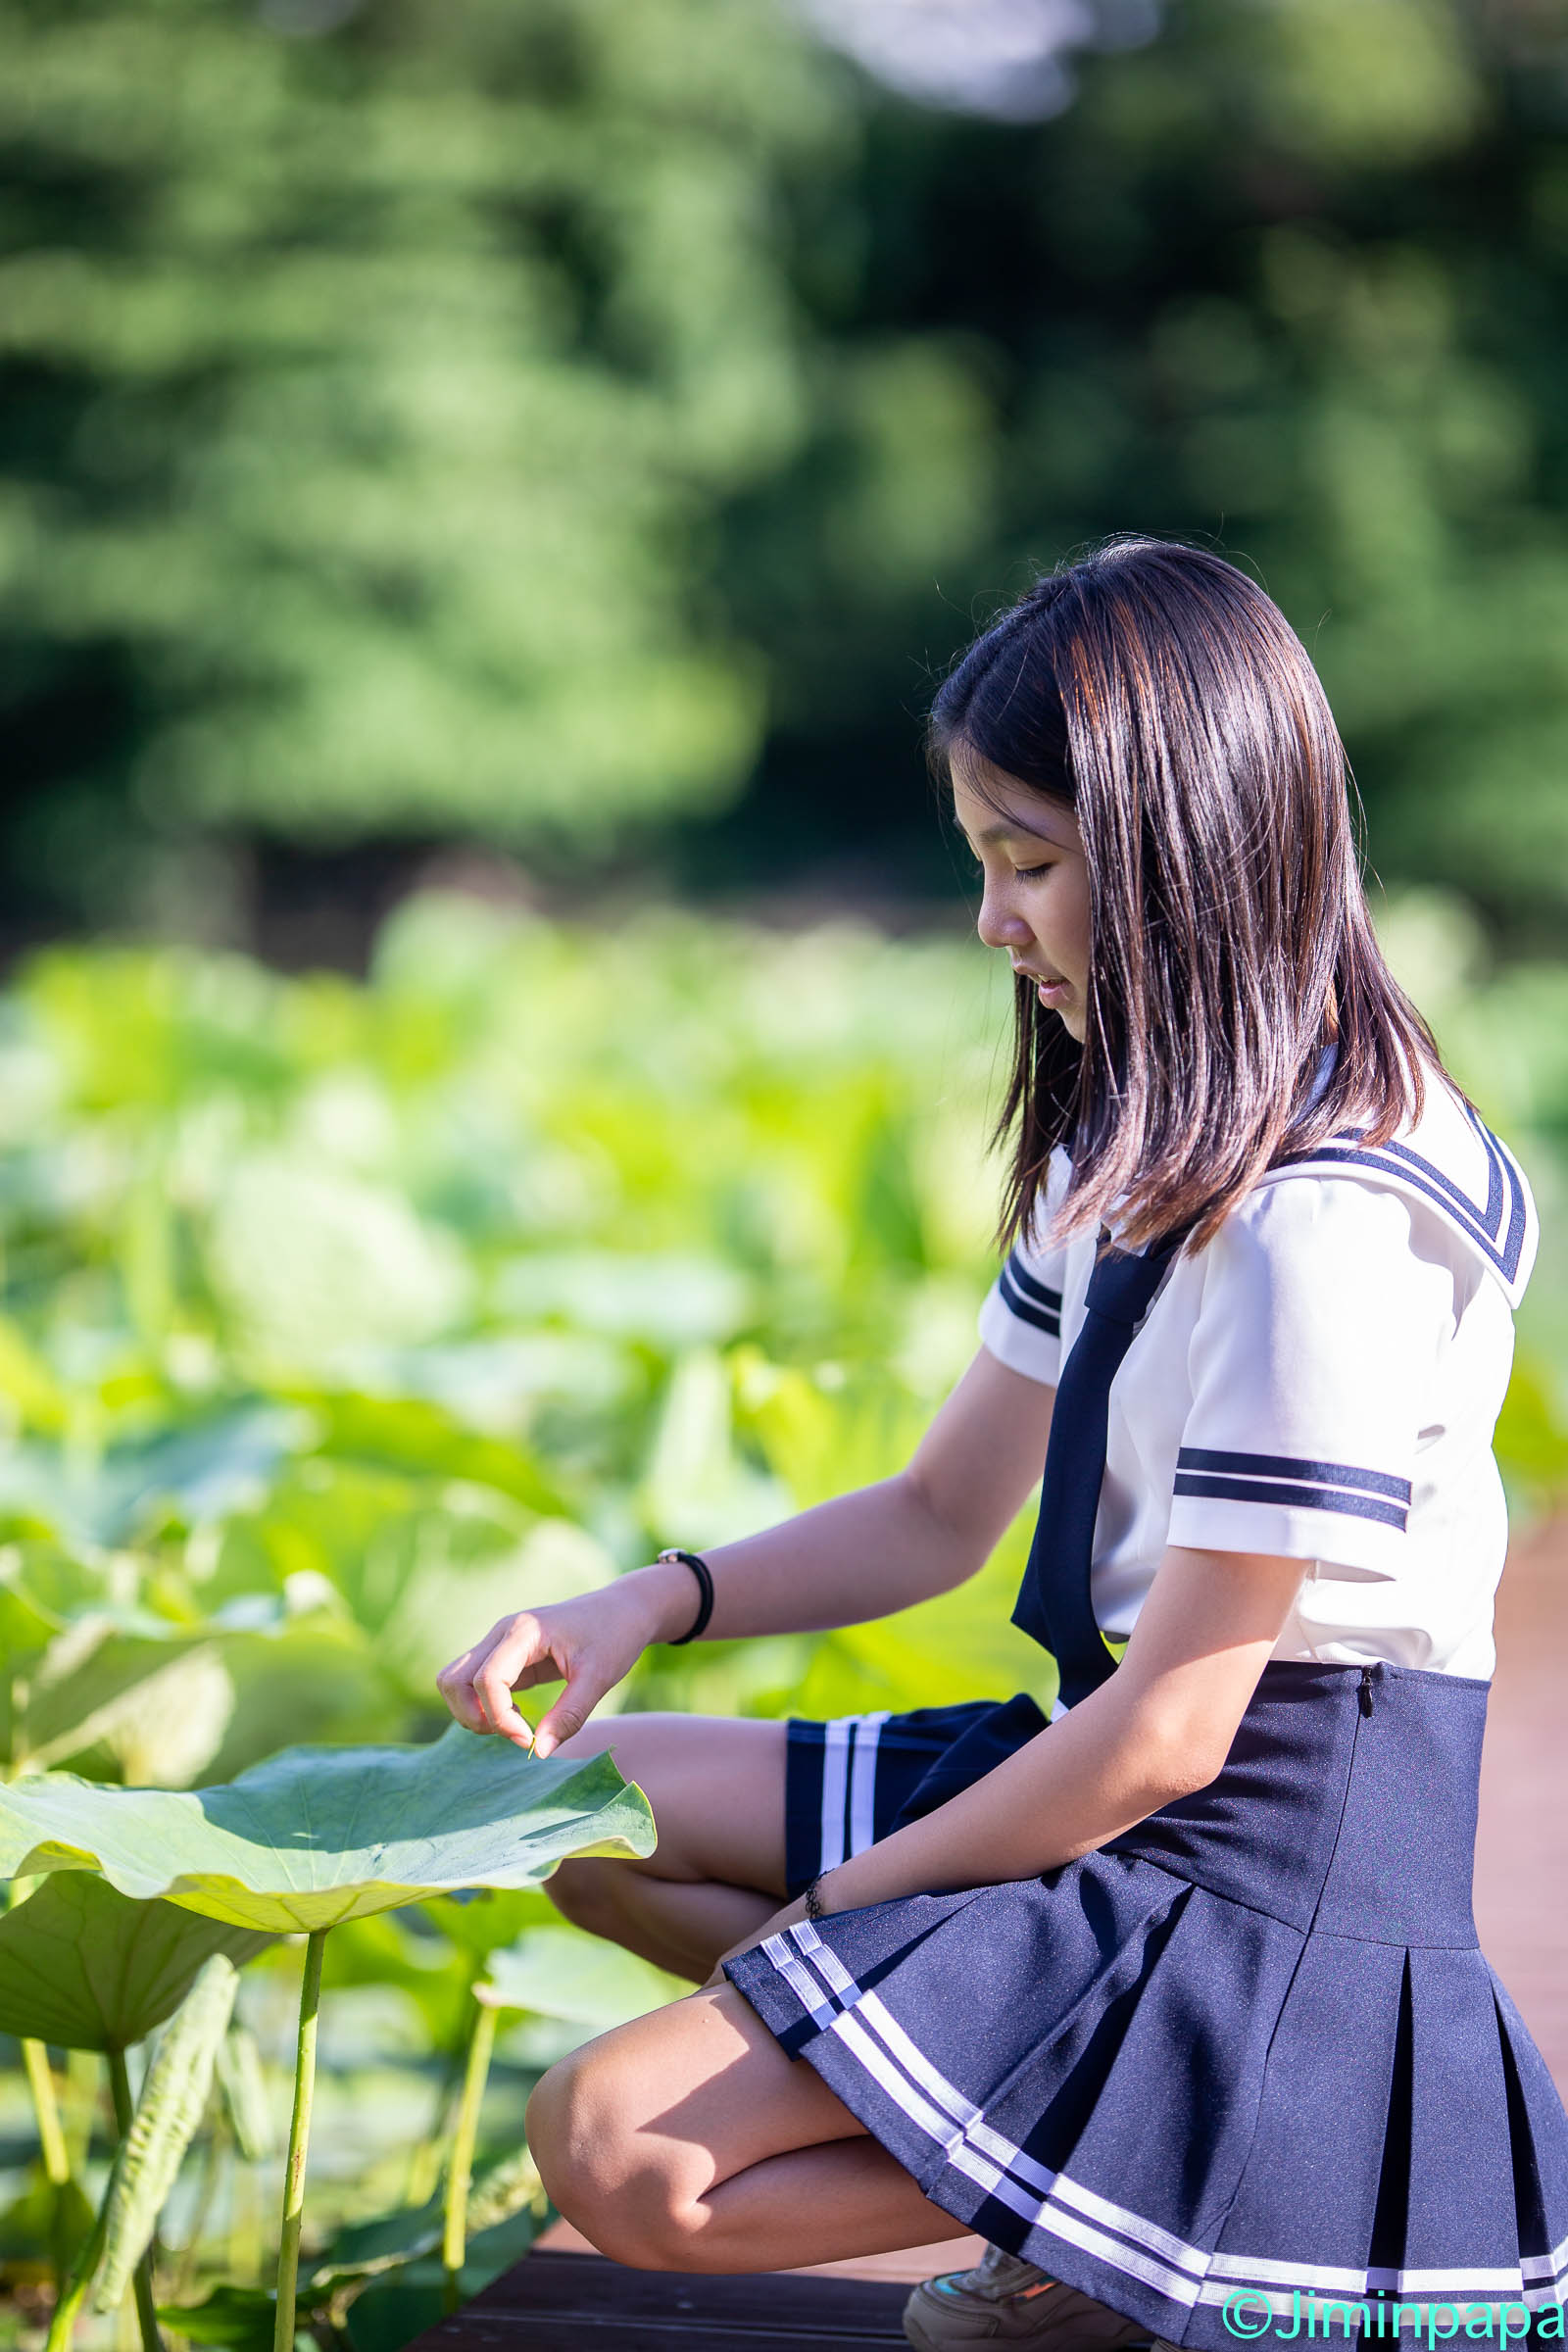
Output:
[959, 848, 1054, 881]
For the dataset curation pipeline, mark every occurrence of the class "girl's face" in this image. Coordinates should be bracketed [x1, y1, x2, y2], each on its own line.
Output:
[950, 743, 1093, 1044]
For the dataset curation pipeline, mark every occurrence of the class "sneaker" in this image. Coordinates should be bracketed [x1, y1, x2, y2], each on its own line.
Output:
[902, 2243, 1155, 2349]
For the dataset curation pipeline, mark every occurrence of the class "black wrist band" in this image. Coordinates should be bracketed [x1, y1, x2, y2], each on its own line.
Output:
[659, 1548, 714, 1644]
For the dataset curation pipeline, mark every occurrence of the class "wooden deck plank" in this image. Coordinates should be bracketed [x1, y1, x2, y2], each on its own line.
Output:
[415, 2248, 912, 2347]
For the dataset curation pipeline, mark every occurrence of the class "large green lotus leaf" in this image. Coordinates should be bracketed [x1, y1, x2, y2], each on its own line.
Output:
[0, 2164, 96, 2285]
[299, 1393, 569, 1517]
[0, 1875, 272, 2051]
[0, 1725, 656, 1932]
[417, 1886, 556, 1962]
[198, 1620, 399, 1788]
[17, 1627, 219, 1778]
[315, 1913, 475, 2051]
[0, 1406, 306, 1550]
[308, 2148, 543, 2295]
[477, 1925, 685, 2028]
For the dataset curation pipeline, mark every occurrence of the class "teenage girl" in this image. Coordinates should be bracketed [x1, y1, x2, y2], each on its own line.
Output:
[436, 539, 1568, 2352]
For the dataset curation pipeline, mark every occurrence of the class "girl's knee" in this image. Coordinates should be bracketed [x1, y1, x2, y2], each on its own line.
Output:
[525, 2048, 703, 2271]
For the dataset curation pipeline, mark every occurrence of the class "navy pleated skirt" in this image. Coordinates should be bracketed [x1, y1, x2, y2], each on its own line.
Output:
[723, 1661, 1568, 2348]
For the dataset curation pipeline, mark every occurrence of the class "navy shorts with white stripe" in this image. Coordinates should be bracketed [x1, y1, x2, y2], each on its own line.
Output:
[782, 1695, 1049, 1900]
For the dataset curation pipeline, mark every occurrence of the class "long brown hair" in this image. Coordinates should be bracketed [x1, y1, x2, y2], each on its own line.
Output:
[929, 536, 1452, 1257]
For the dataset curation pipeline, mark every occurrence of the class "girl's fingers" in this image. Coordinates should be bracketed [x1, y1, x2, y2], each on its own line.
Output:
[436, 1618, 512, 1691]
[435, 1649, 492, 1733]
[436, 1618, 545, 1741]
[473, 1621, 559, 1746]
[531, 1667, 611, 1759]
[438, 1605, 635, 1751]
[440, 1680, 489, 1734]
[435, 1623, 513, 1732]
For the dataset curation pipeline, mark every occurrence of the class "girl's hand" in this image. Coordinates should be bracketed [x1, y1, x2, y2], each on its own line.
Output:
[435, 1566, 684, 1757]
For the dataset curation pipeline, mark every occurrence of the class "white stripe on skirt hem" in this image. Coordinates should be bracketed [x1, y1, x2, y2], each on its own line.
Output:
[753, 1921, 1568, 2317]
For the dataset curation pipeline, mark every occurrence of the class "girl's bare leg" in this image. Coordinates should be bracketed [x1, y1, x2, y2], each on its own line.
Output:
[543, 1714, 792, 1981]
[526, 1980, 970, 2273]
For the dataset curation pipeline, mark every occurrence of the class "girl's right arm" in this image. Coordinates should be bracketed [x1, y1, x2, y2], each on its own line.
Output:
[434, 1343, 1054, 1755]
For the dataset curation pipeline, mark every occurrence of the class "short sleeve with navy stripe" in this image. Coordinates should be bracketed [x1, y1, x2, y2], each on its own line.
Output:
[1165, 1174, 1458, 1578]
[976, 1150, 1070, 1387]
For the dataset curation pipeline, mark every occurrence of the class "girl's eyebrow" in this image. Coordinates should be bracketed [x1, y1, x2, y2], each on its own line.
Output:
[960, 814, 1064, 849]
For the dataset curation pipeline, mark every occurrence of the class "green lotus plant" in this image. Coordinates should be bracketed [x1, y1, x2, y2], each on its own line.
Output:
[0, 1725, 656, 2352]
[0, 1875, 273, 2055]
[89, 1956, 240, 2342]
[0, 1877, 275, 2352]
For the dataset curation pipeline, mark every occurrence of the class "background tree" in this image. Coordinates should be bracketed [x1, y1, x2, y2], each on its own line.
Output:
[0, 0, 845, 921]
[2, 0, 1567, 942]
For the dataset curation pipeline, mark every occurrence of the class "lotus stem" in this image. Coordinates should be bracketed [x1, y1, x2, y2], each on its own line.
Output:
[441, 1999, 497, 2312]
[273, 1929, 326, 2352]
[22, 2029, 82, 2304]
[43, 2189, 109, 2352]
[23, 2038, 72, 2186]
[108, 2048, 166, 2352]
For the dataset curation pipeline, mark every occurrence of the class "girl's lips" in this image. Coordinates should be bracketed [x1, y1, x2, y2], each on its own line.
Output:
[1010, 962, 1071, 1005]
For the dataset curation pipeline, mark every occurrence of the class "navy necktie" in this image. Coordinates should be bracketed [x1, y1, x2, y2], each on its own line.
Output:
[883, 1222, 1186, 1836]
[1011, 1228, 1185, 1709]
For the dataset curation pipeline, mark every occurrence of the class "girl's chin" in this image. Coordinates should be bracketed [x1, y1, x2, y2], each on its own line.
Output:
[1037, 982, 1084, 1040]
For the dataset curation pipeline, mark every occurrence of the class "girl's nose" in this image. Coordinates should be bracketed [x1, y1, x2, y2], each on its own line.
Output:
[976, 891, 1032, 956]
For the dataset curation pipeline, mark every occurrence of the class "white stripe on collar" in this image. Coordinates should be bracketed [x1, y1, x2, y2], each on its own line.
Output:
[1256, 1066, 1538, 1309]
[1054, 1050, 1537, 1307]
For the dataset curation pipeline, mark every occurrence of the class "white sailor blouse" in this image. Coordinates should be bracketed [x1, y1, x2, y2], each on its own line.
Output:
[977, 1068, 1538, 1686]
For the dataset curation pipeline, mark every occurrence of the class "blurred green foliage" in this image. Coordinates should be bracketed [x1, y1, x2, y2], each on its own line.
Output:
[0, 886, 1558, 1792]
[3, 0, 1568, 931]
[0, 890, 1062, 1797]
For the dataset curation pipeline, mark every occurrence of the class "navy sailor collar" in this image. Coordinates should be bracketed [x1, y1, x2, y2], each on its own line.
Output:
[1257, 1061, 1538, 1310]
[1059, 1052, 1536, 1309]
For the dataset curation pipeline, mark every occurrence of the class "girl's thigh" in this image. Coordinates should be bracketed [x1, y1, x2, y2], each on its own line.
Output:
[548, 1710, 790, 1898]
